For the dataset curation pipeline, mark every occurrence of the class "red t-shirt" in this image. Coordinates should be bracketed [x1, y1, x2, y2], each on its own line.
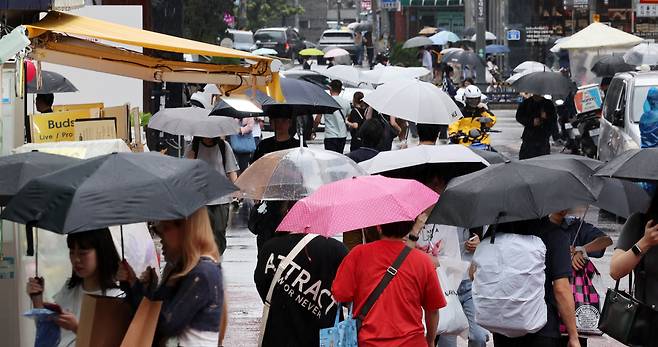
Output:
[332, 239, 446, 347]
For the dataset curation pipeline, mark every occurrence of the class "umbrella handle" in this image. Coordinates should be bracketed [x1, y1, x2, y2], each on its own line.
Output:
[120, 225, 125, 260]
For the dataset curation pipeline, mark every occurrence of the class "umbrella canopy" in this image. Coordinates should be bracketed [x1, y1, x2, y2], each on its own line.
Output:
[363, 79, 462, 125]
[235, 147, 367, 201]
[551, 22, 643, 51]
[428, 159, 600, 228]
[321, 65, 362, 85]
[463, 27, 476, 37]
[441, 47, 462, 55]
[0, 152, 81, 206]
[324, 48, 350, 58]
[597, 178, 651, 218]
[506, 71, 532, 84]
[0, 152, 238, 234]
[299, 48, 325, 56]
[430, 31, 460, 45]
[27, 70, 78, 93]
[511, 71, 575, 98]
[486, 44, 510, 54]
[148, 107, 240, 138]
[470, 148, 509, 164]
[359, 144, 489, 175]
[623, 43, 658, 66]
[276, 176, 439, 236]
[277, 78, 342, 116]
[419, 27, 439, 35]
[591, 55, 636, 77]
[594, 148, 658, 182]
[211, 89, 279, 119]
[442, 49, 484, 67]
[347, 21, 372, 32]
[360, 66, 430, 84]
[251, 48, 278, 56]
[513, 61, 550, 73]
[470, 31, 497, 41]
[402, 36, 434, 49]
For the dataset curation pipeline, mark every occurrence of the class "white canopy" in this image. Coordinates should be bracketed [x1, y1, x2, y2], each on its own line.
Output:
[550, 22, 643, 51]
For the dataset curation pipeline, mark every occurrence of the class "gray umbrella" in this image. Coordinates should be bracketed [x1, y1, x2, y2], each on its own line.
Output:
[591, 55, 635, 78]
[0, 152, 238, 234]
[442, 50, 484, 67]
[148, 107, 240, 138]
[469, 148, 508, 164]
[403, 36, 434, 49]
[0, 152, 81, 206]
[511, 71, 575, 99]
[597, 178, 651, 218]
[428, 159, 599, 228]
[27, 71, 78, 94]
[594, 148, 658, 182]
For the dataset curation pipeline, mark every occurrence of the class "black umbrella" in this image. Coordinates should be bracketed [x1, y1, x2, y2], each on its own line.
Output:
[210, 89, 278, 119]
[463, 27, 476, 38]
[428, 159, 599, 228]
[470, 148, 509, 164]
[511, 71, 575, 99]
[442, 50, 484, 67]
[591, 56, 635, 78]
[0, 152, 81, 206]
[27, 71, 78, 94]
[0, 152, 238, 234]
[594, 148, 658, 183]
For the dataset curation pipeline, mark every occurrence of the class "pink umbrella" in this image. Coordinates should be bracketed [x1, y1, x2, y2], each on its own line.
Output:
[276, 175, 439, 237]
[324, 48, 350, 59]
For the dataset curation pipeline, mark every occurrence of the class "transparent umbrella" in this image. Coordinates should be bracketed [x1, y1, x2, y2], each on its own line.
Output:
[236, 147, 367, 201]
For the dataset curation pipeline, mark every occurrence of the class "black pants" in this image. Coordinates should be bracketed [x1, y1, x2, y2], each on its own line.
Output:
[207, 204, 230, 254]
[324, 137, 346, 154]
[235, 152, 252, 175]
[493, 333, 561, 347]
[519, 140, 550, 159]
[366, 47, 374, 68]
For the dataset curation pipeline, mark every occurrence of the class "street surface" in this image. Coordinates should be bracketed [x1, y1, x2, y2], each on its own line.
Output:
[222, 109, 626, 346]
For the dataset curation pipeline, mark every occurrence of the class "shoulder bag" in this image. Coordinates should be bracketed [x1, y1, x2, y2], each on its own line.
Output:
[258, 234, 318, 347]
[598, 270, 656, 346]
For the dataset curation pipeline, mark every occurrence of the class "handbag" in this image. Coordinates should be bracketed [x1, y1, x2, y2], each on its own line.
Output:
[258, 234, 318, 346]
[598, 271, 656, 345]
[437, 266, 469, 336]
[319, 304, 358, 347]
[229, 132, 256, 154]
[560, 261, 602, 335]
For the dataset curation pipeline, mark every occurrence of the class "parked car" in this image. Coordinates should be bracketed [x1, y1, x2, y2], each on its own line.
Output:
[253, 27, 305, 60]
[598, 71, 658, 161]
[223, 29, 254, 52]
[317, 29, 359, 61]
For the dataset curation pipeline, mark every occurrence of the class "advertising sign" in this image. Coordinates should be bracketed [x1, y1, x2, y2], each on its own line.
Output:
[574, 85, 603, 114]
[30, 110, 92, 143]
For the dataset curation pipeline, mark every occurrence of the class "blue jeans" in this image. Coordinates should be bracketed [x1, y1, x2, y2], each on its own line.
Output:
[437, 280, 489, 347]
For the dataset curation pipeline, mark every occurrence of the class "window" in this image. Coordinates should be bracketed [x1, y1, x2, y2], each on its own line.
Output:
[603, 78, 623, 122]
[254, 31, 285, 42]
[300, 20, 310, 29]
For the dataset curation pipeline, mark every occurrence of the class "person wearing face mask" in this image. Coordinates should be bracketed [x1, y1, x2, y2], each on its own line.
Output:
[449, 85, 496, 146]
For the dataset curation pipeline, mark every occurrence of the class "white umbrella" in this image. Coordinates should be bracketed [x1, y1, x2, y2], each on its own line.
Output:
[360, 66, 430, 84]
[470, 31, 497, 41]
[441, 47, 463, 55]
[252, 48, 278, 56]
[359, 144, 490, 174]
[321, 65, 362, 84]
[148, 107, 240, 138]
[550, 22, 642, 51]
[506, 71, 532, 84]
[624, 43, 658, 65]
[324, 48, 350, 58]
[362, 79, 462, 125]
[513, 61, 550, 73]
[403, 35, 434, 49]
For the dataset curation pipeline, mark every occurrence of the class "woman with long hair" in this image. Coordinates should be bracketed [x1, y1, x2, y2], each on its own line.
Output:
[26, 229, 122, 347]
[118, 207, 224, 346]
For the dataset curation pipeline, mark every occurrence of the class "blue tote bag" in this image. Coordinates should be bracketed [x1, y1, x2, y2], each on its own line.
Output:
[229, 133, 256, 154]
[319, 303, 358, 347]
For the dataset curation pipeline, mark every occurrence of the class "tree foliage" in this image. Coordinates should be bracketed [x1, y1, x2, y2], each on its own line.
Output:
[182, 0, 234, 44]
[246, 0, 304, 31]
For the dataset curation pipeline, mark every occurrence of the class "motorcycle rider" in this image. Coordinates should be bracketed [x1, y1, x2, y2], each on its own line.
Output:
[449, 85, 496, 146]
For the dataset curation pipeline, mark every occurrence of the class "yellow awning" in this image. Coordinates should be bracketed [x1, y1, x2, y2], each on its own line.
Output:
[25, 11, 269, 62]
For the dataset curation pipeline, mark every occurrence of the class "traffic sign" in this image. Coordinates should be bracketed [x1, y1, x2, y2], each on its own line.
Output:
[506, 30, 521, 41]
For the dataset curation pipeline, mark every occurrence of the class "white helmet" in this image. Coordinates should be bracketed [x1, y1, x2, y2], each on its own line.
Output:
[464, 85, 482, 108]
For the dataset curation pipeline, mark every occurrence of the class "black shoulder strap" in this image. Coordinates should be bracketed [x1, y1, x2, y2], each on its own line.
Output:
[356, 246, 412, 323]
[217, 138, 227, 169]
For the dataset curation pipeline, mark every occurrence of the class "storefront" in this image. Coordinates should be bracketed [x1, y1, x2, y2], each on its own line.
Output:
[390, 0, 465, 42]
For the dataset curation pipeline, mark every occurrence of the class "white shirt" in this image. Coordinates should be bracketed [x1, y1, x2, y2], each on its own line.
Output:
[422, 50, 433, 70]
[184, 140, 239, 205]
[53, 283, 123, 347]
[322, 95, 351, 139]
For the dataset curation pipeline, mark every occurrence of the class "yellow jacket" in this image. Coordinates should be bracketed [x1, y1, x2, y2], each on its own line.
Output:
[449, 107, 496, 145]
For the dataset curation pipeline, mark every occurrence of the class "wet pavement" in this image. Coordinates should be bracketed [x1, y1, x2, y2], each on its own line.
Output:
[221, 109, 626, 346]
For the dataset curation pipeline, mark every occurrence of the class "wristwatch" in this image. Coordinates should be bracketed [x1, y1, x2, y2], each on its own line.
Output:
[575, 246, 589, 259]
[408, 234, 419, 242]
[632, 243, 643, 257]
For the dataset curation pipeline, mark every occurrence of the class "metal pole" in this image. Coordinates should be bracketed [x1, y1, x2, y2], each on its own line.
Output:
[475, 0, 487, 85]
[337, 0, 342, 27]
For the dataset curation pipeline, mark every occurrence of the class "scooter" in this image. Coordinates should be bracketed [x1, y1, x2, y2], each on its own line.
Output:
[562, 110, 599, 158]
[449, 117, 499, 151]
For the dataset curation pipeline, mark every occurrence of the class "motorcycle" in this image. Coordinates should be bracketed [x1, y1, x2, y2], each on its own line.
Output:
[562, 110, 600, 158]
[449, 118, 500, 152]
